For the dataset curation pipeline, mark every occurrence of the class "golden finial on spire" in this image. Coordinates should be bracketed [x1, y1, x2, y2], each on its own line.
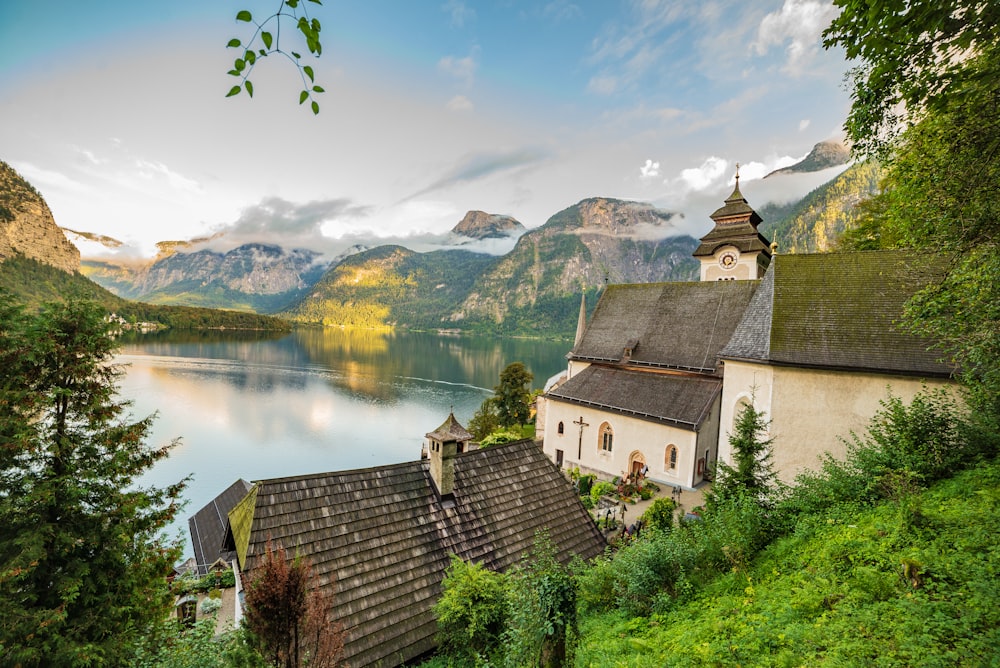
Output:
[735, 162, 740, 187]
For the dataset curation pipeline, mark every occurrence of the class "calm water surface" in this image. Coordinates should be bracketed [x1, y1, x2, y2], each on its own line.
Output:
[121, 328, 569, 556]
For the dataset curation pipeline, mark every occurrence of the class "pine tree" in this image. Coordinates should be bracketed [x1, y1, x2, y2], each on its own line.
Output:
[494, 362, 533, 428]
[712, 399, 777, 505]
[0, 295, 185, 666]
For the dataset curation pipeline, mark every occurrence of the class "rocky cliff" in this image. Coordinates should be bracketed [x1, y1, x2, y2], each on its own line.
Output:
[0, 161, 80, 273]
[84, 243, 332, 313]
[451, 211, 525, 239]
[450, 198, 698, 329]
[765, 139, 851, 178]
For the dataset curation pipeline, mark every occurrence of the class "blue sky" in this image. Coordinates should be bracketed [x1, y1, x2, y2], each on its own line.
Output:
[0, 1, 852, 259]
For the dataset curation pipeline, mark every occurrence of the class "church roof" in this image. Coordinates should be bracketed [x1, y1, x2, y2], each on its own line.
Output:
[720, 250, 955, 376]
[692, 180, 772, 258]
[228, 440, 605, 668]
[188, 478, 252, 575]
[572, 280, 760, 373]
[547, 365, 722, 430]
[425, 412, 473, 442]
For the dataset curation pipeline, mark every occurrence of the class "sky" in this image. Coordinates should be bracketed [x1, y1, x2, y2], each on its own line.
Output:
[0, 0, 852, 261]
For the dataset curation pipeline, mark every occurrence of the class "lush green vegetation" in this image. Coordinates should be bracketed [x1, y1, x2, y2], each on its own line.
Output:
[0, 297, 185, 665]
[468, 362, 534, 441]
[0, 255, 290, 330]
[760, 161, 882, 253]
[426, 388, 999, 667]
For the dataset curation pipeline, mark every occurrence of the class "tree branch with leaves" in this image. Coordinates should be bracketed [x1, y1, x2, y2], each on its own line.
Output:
[227, 0, 326, 114]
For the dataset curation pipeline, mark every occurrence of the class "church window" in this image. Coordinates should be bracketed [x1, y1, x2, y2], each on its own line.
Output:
[599, 423, 613, 452]
[557, 421, 564, 435]
[665, 445, 678, 471]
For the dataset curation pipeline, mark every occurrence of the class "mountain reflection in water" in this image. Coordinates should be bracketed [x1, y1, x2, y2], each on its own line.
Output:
[120, 328, 569, 554]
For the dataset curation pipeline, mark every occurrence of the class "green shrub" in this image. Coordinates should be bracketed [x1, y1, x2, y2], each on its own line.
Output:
[434, 555, 507, 665]
[590, 481, 615, 505]
[640, 497, 676, 533]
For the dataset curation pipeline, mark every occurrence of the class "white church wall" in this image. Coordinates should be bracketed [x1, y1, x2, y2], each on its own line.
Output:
[720, 360, 957, 484]
[542, 399, 701, 488]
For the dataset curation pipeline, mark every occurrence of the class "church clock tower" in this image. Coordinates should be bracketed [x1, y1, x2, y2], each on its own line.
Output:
[693, 167, 773, 281]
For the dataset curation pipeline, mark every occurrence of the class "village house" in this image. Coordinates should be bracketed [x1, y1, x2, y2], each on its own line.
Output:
[540, 176, 956, 488]
[213, 414, 605, 667]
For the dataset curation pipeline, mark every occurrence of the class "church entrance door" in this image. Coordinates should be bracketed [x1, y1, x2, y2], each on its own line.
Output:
[628, 451, 646, 478]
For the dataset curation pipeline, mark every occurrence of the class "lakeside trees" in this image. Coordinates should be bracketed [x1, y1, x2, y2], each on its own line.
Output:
[0, 295, 185, 665]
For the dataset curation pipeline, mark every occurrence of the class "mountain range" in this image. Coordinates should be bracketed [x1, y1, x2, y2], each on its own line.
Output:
[1, 140, 875, 337]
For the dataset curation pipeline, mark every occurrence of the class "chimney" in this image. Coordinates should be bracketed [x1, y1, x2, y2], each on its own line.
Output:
[425, 412, 473, 501]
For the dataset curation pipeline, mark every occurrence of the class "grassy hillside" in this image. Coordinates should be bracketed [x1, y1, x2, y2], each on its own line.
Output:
[0, 254, 289, 330]
[283, 245, 498, 330]
[577, 460, 1000, 665]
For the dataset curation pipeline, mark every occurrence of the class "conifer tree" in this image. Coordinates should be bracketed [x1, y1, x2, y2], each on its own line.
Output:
[712, 399, 777, 505]
[0, 295, 185, 666]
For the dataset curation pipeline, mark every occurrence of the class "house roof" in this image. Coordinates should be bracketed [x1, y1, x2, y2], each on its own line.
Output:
[720, 250, 955, 376]
[229, 440, 605, 668]
[547, 365, 723, 430]
[426, 412, 473, 442]
[572, 280, 760, 373]
[188, 479, 251, 575]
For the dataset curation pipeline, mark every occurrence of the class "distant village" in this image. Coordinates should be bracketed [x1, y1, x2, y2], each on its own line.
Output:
[177, 176, 956, 667]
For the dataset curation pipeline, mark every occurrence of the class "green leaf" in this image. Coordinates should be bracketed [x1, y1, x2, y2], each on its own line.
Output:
[311, 18, 321, 33]
[227, 38, 241, 48]
[226, 85, 241, 98]
[311, 85, 325, 93]
[227, 69, 240, 77]
[235, 10, 252, 22]
[235, 58, 245, 72]
[245, 81, 254, 98]
[246, 50, 256, 65]
[261, 31, 273, 50]
[299, 90, 309, 105]
[303, 65, 314, 82]
[309, 0, 322, 5]
[291, 51, 301, 59]
[311, 100, 320, 115]
[285, 0, 299, 6]
[259, 49, 266, 56]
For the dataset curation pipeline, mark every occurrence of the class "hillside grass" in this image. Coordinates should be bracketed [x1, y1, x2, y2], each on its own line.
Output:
[576, 459, 1000, 667]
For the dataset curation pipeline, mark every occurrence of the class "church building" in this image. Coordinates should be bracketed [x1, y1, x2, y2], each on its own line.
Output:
[540, 175, 956, 489]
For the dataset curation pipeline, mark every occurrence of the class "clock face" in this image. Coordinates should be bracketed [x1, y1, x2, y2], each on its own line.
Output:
[719, 250, 738, 269]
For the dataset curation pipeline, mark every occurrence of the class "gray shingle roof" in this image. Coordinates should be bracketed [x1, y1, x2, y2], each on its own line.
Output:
[235, 440, 605, 668]
[188, 479, 252, 575]
[573, 280, 760, 372]
[548, 365, 722, 430]
[720, 250, 955, 376]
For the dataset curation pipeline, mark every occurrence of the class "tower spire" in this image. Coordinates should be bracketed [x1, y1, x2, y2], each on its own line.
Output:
[574, 292, 587, 347]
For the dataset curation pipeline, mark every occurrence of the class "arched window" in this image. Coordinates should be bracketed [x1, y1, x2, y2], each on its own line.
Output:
[557, 421, 564, 435]
[599, 423, 613, 452]
[665, 445, 678, 471]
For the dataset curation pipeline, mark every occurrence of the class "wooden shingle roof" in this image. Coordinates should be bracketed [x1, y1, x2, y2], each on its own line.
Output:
[231, 440, 605, 668]
[693, 182, 771, 258]
[548, 365, 723, 430]
[720, 250, 955, 376]
[573, 280, 760, 373]
[188, 479, 251, 575]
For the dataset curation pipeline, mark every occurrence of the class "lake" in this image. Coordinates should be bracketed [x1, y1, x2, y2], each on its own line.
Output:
[121, 328, 570, 556]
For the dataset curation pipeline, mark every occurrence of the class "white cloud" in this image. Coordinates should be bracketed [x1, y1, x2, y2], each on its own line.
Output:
[441, 0, 475, 28]
[677, 156, 730, 192]
[799, 119, 811, 131]
[587, 74, 618, 95]
[752, 0, 838, 76]
[639, 159, 660, 179]
[134, 159, 202, 194]
[438, 52, 478, 88]
[12, 161, 89, 194]
[447, 95, 474, 112]
[542, 1, 582, 23]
